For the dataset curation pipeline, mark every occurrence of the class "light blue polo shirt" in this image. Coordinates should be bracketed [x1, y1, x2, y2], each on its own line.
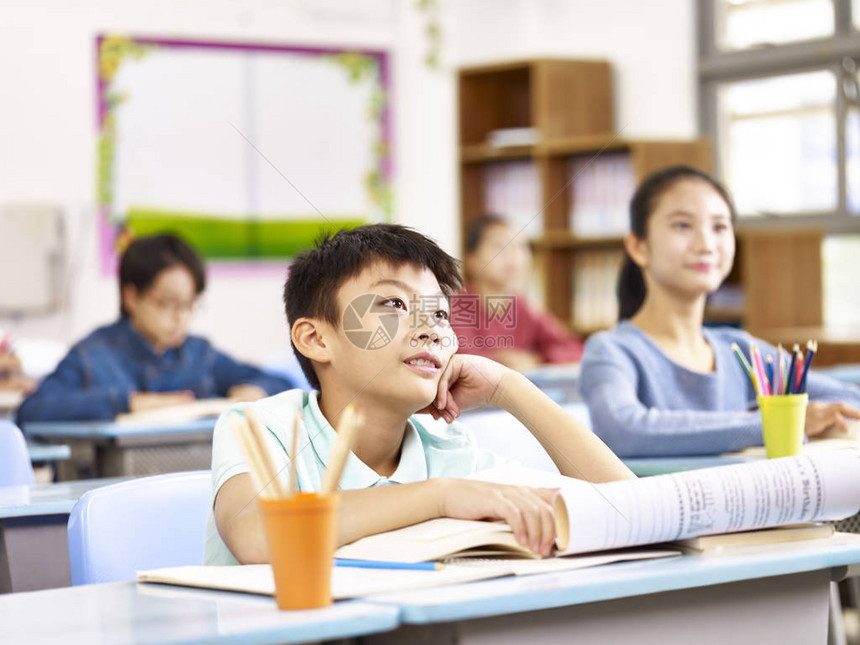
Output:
[204, 389, 505, 565]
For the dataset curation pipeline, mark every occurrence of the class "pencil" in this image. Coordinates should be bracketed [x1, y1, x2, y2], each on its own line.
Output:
[765, 355, 775, 393]
[794, 349, 804, 394]
[288, 411, 300, 496]
[776, 345, 784, 395]
[797, 339, 817, 394]
[229, 412, 271, 497]
[245, 407, 288, 498]
[751, 344, 770, 396]
[731, 342, 754, 380]
[334, 558, 444, 571]
[320, 404, 363, 494]
[786, 344, 799, 394]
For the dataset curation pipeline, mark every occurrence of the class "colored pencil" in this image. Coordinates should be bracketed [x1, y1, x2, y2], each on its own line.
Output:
[794, 350, 804, 394]
[765, 356, 775, 393]
[785, 344, 799, 394]
[751, 344, 770, 396]
[797, 340, 817, 394]
[731, 342, 754, 380]
[334, 559, 444, 571]
[776, 345, 784, 395]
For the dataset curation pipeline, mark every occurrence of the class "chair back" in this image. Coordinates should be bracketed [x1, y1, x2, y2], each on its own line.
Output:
[68, 470, 211, 585]
[0, 420, 35, 487]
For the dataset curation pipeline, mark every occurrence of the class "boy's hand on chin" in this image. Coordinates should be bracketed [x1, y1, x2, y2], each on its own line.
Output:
[417, 354, 508, 423]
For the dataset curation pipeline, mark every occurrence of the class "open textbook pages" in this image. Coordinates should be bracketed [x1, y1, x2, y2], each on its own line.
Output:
[333, 451, 860, 562]
[554, 449, 860, 555]
[115, 398, 235, 425]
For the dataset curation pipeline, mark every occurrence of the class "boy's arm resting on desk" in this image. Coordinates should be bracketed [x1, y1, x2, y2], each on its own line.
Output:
[16, 350, 133, 423]
[214, 472, 559, 563]
[211, 348, 294, 397]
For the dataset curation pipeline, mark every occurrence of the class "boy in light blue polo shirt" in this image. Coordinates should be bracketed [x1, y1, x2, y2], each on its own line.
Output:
[205, 224, 634, 565]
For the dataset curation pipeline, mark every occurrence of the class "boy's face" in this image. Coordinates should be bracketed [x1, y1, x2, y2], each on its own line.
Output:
[322, 262, 457, 412]
[122, 265, 198, 354]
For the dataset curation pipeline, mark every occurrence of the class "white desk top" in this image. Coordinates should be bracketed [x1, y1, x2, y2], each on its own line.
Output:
[0, 581, 399, 645]
[0, 476, 136, 519]
[368, 534, 860, 624]
[23, 417, 216, 440]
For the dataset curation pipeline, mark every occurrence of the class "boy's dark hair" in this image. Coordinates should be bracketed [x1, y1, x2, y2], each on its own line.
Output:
[618, 166, 737, 320]
[119, 233, 207, 316]
[284, 224, 463, 389]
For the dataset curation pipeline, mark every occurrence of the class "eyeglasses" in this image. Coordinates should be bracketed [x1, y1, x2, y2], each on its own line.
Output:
[142, 294, 200, 316]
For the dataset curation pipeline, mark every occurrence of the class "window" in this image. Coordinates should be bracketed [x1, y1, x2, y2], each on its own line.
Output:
[715, 0, 834, 52]
[700, 0, 860, 228]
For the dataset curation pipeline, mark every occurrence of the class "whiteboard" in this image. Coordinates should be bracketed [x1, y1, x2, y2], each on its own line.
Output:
[98, 36, 391, 260]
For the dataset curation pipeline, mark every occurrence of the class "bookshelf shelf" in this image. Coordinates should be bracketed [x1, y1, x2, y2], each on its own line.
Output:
[460, 144, 536, 163]
[531, 233, 625, 250]
[458, 58, 711, 334]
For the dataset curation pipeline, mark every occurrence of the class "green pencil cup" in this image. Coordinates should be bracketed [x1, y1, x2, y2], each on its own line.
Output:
[758, 393, 808, 459]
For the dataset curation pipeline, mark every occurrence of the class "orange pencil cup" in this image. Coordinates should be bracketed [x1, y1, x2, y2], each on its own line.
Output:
[758, 393, 808, 459]
[259, 492, 340, 610]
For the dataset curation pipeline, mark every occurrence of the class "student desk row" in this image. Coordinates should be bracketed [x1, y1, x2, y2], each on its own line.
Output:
[22, 418, 216, 479]
[2, 536, 859, 644]
[0, 476, 135, 593]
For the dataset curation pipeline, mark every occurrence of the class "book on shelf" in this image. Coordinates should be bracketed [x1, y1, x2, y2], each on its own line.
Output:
[114, 398, 235, 425]
[568, 151, 634, 238]
[486, 127, 539, 147]
[483, 159, 542, 238]
[571, 249, 623, 331]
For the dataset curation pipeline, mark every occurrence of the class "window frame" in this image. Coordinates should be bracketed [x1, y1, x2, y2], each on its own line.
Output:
[698, 0, 860, 232]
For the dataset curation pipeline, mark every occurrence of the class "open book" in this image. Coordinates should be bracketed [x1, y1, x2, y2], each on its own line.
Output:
[115, 398, 235, 425]
[335, 450, 860, 561]
[137, 547, 678, 600]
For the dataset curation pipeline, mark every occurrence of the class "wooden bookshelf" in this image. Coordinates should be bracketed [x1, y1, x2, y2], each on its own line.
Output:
[458, 58, 711, 335]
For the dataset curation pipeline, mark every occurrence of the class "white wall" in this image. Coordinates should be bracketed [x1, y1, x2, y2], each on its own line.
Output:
[0, 0, 697, 365]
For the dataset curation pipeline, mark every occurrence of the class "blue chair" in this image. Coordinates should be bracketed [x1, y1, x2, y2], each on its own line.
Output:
[68, 470, 211, 585]
[0, 420, 35, 487]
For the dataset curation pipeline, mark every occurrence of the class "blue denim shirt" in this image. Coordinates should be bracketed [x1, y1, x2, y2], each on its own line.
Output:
[16, 318, 294, 423]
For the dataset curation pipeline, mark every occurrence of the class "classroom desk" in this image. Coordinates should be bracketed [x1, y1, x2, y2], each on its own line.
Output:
[0, 476, 134, 594]
[523, 363, 582, 404]
[623, 454, 754, 477]
[23, 418, 216, 479]
[0, 582, 400, 645]
[27, 441, 71, 463]
[363, 536, 860, 645]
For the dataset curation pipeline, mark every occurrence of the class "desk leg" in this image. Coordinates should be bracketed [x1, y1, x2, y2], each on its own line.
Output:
[0, 515, 71, 594]
[367, 569, 832, 645]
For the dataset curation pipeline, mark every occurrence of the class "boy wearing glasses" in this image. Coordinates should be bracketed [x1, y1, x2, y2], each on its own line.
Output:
[16, 234, 292, 423]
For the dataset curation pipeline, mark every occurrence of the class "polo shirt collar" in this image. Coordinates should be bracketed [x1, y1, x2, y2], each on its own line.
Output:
[304, 392, 428, 489]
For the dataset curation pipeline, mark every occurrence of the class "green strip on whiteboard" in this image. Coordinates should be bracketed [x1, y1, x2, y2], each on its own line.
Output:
[125, 209, 366, 259]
